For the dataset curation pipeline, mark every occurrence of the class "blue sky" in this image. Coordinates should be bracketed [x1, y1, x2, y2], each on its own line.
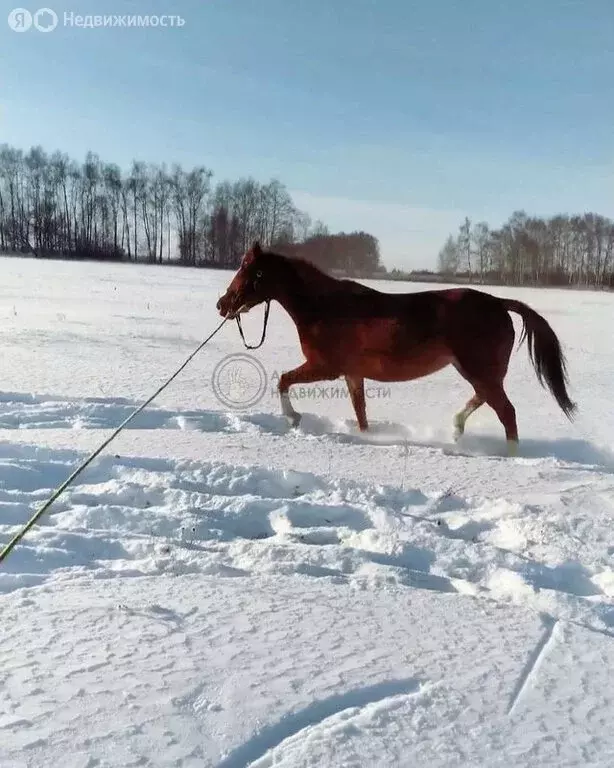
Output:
[1, 0, 612, 268]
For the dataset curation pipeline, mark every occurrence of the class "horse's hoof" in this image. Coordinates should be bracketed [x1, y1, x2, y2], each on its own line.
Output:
[288, 414, 301, 428]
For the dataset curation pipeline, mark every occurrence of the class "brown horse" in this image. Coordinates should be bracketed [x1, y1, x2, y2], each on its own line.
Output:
[216, 242, 576, 455]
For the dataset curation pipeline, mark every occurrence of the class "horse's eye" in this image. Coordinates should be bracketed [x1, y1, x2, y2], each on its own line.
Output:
[256, 270, 263, 278]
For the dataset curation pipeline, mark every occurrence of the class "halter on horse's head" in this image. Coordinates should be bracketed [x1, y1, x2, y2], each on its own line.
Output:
[216, 241, 271, 320]
[216, 241, 272, 349]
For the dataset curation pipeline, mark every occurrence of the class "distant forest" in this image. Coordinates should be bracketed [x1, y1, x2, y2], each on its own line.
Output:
[2, 143, 612, 289]
[437, 212, 614, 289]
[0, 143, 382, 275]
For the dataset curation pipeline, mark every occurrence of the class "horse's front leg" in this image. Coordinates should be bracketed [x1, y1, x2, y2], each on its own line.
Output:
[345, 375, 368, 431]
[278, 362, 338, 427]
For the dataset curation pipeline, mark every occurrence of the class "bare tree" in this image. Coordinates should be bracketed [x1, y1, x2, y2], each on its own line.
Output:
[438, 210, 614, 288]
[0, 142, 353, 272]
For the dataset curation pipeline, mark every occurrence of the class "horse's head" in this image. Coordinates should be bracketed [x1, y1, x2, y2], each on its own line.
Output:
[216, 241, 273, 319]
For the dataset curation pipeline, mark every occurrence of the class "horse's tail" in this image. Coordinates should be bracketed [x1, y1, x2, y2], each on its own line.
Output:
[502, 298, 577, 420]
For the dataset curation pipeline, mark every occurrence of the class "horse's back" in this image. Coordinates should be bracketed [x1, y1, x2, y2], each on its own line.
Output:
[372, 284, 514, 354]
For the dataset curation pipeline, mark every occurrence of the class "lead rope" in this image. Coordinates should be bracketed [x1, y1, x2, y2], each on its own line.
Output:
[0, 317, 229, 565]
[235, 300, 271, 350]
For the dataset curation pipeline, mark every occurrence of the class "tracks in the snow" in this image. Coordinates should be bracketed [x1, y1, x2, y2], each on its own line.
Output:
[2, 430, 614, 640]
[217, 677, 424, 768]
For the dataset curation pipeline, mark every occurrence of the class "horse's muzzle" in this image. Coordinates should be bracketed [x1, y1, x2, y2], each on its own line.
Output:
[217, 292, 245, 319]
[216, 294, 232, 318]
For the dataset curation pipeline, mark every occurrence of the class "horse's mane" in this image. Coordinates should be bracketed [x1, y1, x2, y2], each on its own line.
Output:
[268, 250, 380, 297]
[279, 253, 337, 286]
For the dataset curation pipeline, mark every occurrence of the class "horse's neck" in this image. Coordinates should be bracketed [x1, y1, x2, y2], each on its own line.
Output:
[273, 261, 335, 324]
[274, 285, 317, 326]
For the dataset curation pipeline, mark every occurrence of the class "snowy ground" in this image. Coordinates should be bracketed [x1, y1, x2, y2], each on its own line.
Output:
[2, 255, 614, 766]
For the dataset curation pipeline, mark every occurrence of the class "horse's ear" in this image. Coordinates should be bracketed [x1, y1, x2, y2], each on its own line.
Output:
[252, 241, 262, 256]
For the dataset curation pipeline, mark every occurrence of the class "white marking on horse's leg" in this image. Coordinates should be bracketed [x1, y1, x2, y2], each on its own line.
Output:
[453, 395, 484, 441]
[453, 410, 467, 440]
[453, 406, 473, 440]
[280, 391, 301, 426]
[280, 391, 294, 416]
[507, 439, 519, 457]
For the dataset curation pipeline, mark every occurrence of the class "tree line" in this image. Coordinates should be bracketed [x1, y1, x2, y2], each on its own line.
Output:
[437, 211, 614, 288]
[0, 143, 381, 275]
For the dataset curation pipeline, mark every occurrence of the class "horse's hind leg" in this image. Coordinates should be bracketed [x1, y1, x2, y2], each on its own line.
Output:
[345, 375, 368, 431]
[278, 361, 338, 427]
[481, 384, 518, 454]
[453, 393, 484, 440]
[451, 309, 517, 454]
[454, 375, 518, 455]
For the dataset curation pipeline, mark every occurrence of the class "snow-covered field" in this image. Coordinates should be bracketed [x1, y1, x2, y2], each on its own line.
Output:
[2, 255, 614, 767]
